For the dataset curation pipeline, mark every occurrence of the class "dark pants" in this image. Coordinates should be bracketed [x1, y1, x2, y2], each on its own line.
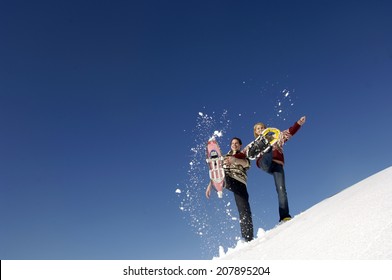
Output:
[259, 150, 291, 221]
[225, 176, 254, 242]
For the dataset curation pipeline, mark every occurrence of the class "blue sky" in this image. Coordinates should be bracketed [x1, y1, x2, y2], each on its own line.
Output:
[1, 0, 391, 260]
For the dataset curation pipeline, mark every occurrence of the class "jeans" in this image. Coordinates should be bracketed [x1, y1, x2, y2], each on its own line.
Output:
[259, 150, 291, 221]
[225, 176, 254, 242]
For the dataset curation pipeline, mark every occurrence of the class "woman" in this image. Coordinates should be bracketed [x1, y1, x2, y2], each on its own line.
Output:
[206, 137, 254, 242]
[249, 116, 306, 223]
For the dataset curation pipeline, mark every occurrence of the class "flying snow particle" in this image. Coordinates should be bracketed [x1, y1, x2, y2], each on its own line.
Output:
[175, 189, 182, 194]
[210, 130, 223, 140]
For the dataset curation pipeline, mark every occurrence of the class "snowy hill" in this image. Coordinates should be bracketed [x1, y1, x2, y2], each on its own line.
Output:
[219, 166, 392, 260]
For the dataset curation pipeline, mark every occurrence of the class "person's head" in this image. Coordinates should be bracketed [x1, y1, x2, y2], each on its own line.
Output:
[230, 137, 242, 152]
[253, 122, 266, 138]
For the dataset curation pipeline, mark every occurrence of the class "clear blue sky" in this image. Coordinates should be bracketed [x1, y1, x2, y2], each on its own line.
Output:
[1, 0, 391, 260]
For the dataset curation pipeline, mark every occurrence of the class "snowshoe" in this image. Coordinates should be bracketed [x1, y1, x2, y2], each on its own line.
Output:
[247, 136, 271, 159]
[279, 217, 292, 223]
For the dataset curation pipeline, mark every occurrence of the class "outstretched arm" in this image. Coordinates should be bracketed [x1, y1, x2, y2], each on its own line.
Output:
[282, 116, 307, 143]
[205, 181, 212, 199]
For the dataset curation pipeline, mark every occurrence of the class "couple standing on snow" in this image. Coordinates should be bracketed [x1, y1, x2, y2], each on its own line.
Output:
[205, 116, 306, 242]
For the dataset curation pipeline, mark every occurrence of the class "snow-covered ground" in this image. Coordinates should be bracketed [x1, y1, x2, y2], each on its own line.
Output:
[3, 167, 391, 280]
[218, 166, 392, 260]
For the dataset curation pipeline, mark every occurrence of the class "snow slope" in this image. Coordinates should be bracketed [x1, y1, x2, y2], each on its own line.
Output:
[219, 166, 392, 260]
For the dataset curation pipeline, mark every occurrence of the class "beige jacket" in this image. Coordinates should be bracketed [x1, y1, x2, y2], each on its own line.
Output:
[223, 151, 250, 186]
